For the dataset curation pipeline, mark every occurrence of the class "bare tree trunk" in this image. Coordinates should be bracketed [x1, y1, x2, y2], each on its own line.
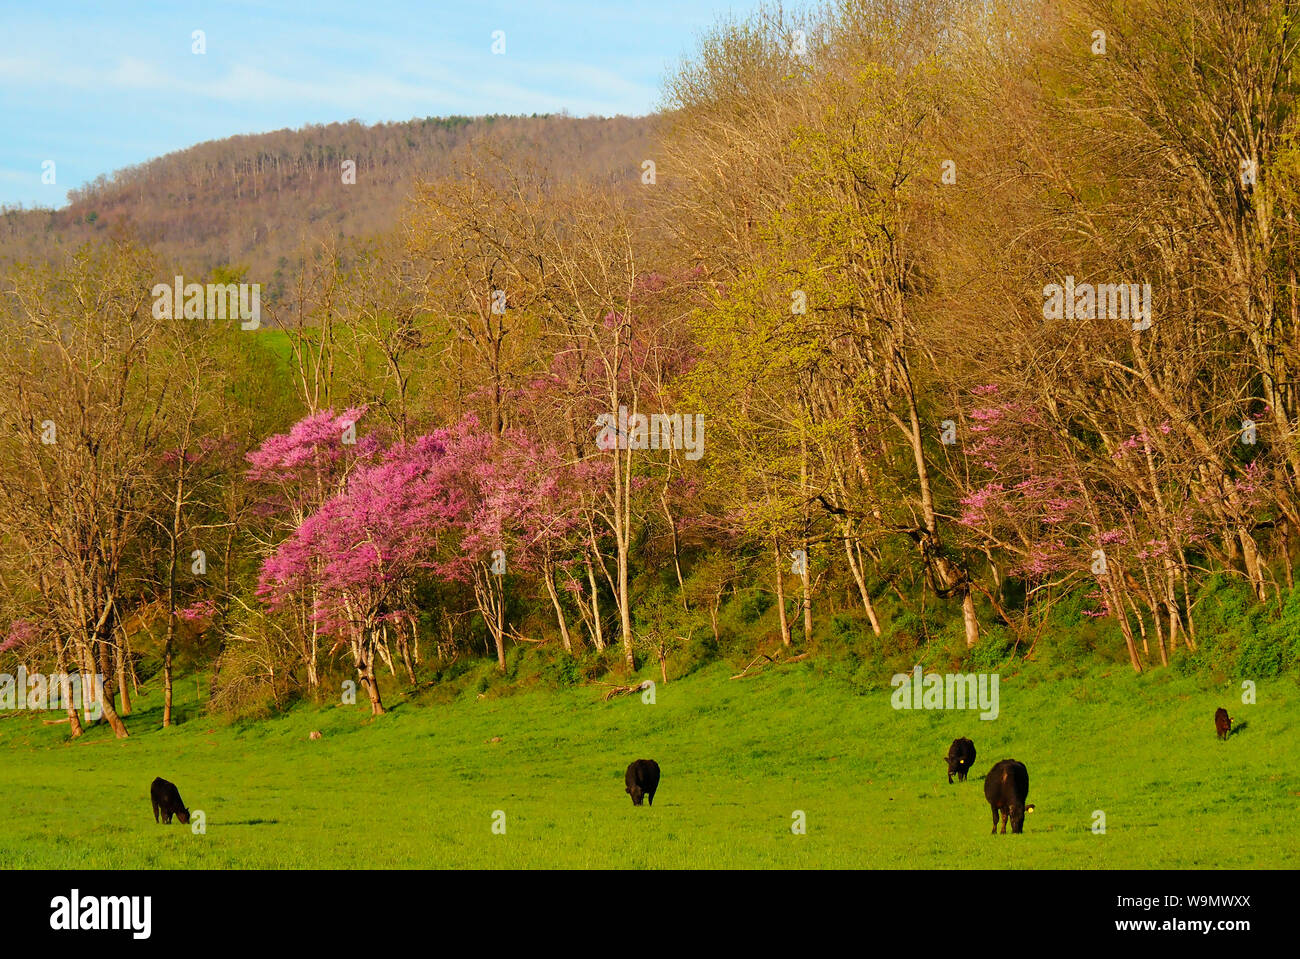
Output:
[208, 640, 226, 701]
[799, 433, 812, 645]
[543, 557, 574, 653]
[163, 613, 175, 727]
[1139, 569, 1169, 667]
[95, 634, 129, 738]
[474, 565, 508, 671]
[960, 593, 979, 650]
[585, 557, 605, 651]
[1104, 576, 1143, 674]
[376, 627, 397, 677]
[78, 643, 99, 726]
[661, 485, 687, 610]
[1239, 528, 1268, 601]
[495, 577, 506, 670]
[115, 635, 132, 716]
[1129, 593, 1149, 659]
[618, 539, 634, 668]
[800, 555, 813, 645]
[307, 618, 320, 690]
[843, 523, 883, 636]
[891, 353, 981, 647]
[56, 638, 83, 738]
[397, 629, 417, 685]
[357, 634, 385, 715]
[774, 537, 791, 648]
[1283, 522, 1295, 591]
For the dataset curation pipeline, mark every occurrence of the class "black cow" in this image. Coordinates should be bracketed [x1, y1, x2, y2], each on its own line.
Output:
[945, 737, 976, 783]
[984, 759, 1033, 834]
[150, 777, 190, 825]
[1215, 707, 1232, 741]
[625, 759, 660, 807]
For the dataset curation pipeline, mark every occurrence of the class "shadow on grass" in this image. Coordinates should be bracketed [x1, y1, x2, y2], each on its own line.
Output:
[220, 819, 281, 826]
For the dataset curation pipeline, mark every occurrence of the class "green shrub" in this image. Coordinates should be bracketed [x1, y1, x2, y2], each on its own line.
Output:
[821, 649, 887, 696]
[965, 626, 1014, 670]
[737, 589, 773, 624]
[539, 653, 582, 688]
[1235, 631, 1285, 678]
[830, 612, 867, 645]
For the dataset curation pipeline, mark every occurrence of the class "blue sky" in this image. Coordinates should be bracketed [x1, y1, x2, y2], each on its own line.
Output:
[0, 0, 769, 209]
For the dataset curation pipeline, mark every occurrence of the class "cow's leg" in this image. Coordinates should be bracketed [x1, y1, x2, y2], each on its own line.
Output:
[1000, 810, 1008, 834]
[991, 806, 999, 834]
[948, 772, 954, 784]
[152, 801, 160, 824]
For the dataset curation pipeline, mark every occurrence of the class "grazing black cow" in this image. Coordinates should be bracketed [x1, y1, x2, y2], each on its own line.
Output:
[945, 737, 976, 783]
[1215, 707, 1232, 741]
[150, 777, 190, 825]
[625, 759, 660, 807]
[984, 759, 1033, 834]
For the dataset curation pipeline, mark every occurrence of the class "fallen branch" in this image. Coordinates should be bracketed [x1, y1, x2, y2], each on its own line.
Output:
[731, 651, 810, 679]
[591, 680, 654, 701]
[730, 652, 776, 680]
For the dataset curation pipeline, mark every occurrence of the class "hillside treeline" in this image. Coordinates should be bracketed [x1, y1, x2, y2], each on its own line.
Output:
[0, 114, 654, 281]
[3, 0, 1300, 734]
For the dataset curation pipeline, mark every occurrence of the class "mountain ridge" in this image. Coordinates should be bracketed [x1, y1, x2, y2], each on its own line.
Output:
[0, 113, 657, 279]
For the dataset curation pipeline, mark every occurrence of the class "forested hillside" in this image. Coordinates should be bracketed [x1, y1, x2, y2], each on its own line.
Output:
[0, 114, 655, 281]
[3, 0, 1299, 739]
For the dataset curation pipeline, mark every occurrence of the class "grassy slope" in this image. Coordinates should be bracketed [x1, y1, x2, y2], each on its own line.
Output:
[1, 659, 1295, 868]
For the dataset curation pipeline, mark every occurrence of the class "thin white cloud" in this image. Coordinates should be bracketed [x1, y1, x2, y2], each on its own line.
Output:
[4, 52, 653, 118]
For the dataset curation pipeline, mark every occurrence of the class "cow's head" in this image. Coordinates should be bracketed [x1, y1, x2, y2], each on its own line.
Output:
[944, 753, 968, 775]
[1009, 803, 1035, 834]
[177, 807, 191, 825]
[626, 784, 644, 806]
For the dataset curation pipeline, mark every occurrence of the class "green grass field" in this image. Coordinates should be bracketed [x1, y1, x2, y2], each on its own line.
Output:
[1, 660, 1296, 868]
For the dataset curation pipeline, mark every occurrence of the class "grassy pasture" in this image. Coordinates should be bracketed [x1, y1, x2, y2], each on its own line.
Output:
[1, 660, 1295, 868]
